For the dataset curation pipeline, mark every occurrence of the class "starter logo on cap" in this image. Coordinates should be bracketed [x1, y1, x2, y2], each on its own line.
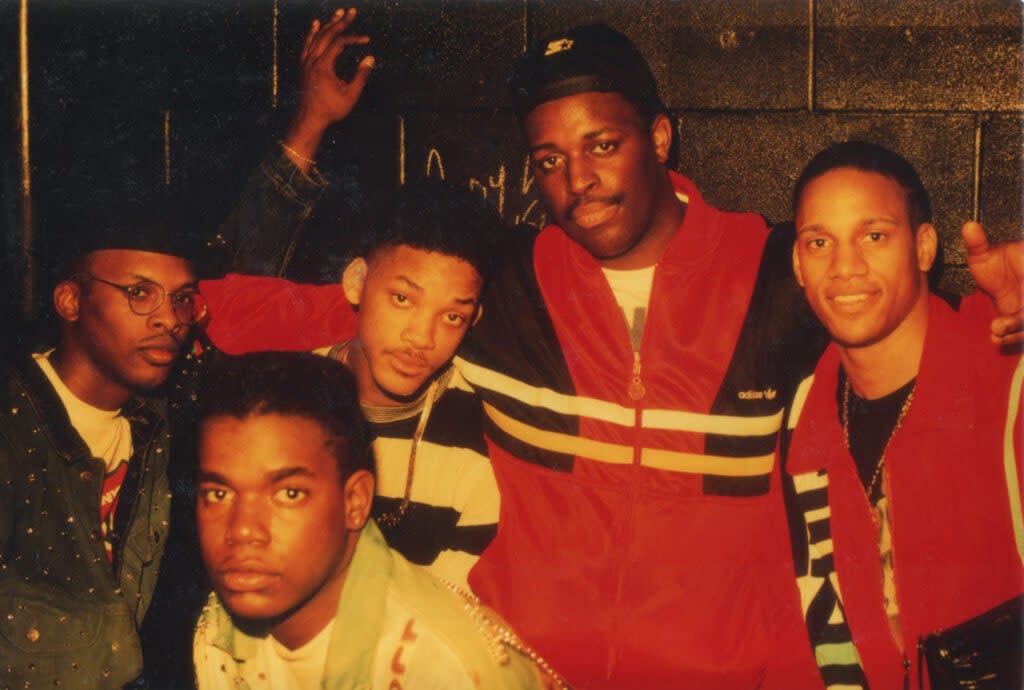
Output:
[544, 38, 574, 56]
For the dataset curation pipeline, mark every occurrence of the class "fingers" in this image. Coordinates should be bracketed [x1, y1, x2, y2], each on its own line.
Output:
[308, 8, 363, 63]
[992, 314, 1024, 347]
[348, 55, 375, 97]
[321, 31, 371, 70]
[961, 220, 991, 258]
[301, 18, 319, 62]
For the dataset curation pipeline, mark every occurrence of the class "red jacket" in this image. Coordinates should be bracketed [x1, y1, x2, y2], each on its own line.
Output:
[199, 274, 355, 354]
[198, 172, 826, 689]
[787, 294, 1024, 690]
[458, 172, 823, 689]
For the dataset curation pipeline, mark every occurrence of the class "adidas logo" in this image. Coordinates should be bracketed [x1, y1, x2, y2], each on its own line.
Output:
[738, 388, 777, 401]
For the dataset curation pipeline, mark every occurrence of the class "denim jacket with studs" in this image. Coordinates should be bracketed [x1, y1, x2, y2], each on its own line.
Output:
[0, 352, 171, 690]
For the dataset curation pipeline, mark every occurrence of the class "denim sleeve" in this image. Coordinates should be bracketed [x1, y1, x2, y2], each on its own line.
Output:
[207, 148, 328, 277]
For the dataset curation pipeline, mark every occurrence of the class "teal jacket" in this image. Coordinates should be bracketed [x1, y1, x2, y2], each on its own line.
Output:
[194, 521, 563, 690]
[0, 352, 172, 689]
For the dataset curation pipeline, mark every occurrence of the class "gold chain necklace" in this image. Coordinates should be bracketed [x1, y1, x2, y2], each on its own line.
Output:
[328, 341, 446, 527]
[841, 377, 915, 500]
[375, 376, 440, 527]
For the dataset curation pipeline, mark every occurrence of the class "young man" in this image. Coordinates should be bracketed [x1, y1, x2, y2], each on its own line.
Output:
[204, 179, 502, 589]
[200, 15, 1023, 689]
[192, 352, 564, 690]
[0, 198, 206, 689]
[786, 142, 1023, 690]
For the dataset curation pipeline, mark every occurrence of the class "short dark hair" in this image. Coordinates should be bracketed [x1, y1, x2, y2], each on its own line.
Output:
[362, 178, 507, 289]
[792, 141, 932, 230]
[197, 352, 375, 481]
[509, 23, 666, 127]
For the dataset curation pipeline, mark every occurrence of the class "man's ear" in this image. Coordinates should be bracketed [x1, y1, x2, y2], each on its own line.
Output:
[792, 242, 805, 288]
[471, 303, 484, 328]
[53, 280, 82, 323]
[343, 469, 375, 531]
[915, 223, 938, 273]
[650, 114, 672, 165]
[342, 258, 368, 307]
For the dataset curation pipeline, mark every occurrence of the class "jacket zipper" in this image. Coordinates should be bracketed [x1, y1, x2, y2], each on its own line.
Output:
[608, 289, 652, 680]
[628, 351, 645, 402]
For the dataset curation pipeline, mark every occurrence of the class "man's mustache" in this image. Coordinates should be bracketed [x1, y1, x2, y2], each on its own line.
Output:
[567, 194, 624, 218]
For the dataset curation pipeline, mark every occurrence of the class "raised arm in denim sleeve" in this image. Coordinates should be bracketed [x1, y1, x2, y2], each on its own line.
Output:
[208, 148, 329, 277]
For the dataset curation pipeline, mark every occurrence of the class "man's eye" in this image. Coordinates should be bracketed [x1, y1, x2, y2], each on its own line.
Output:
[127, 284, 153, 299]
[391, 293, 409, 306]
[444, 312, 468, 326]
[592, 141, 618, 155]
[171, 291, 196, 306]
[274, 487, 308, 504]
[806, 238, 829, 250]
[535, 156, 561, 172]
[866, 232, 885, 242]
[200, 488, 229, 504]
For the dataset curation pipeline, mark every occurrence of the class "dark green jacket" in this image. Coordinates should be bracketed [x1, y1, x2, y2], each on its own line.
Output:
[0, 352, 171, 690]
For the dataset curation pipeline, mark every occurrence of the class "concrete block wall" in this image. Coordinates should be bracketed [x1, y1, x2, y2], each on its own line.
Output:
[2, 0, 1021, 319]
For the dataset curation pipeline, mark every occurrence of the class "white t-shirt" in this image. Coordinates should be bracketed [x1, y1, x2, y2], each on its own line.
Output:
[35, 351, 133, 558]
[34, 351, 133, 471]
[259, 619, 335, 690]
[601, 265, 656, 350]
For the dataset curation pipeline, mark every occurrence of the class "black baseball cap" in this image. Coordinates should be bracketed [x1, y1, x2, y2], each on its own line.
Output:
[509, 24, 665, 120]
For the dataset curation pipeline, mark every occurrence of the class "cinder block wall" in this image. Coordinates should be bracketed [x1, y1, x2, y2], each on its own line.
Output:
[2, 0, 1021, 321]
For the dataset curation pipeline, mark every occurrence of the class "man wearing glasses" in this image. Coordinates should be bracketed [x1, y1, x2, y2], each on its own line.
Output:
[0, 195, 206, 690]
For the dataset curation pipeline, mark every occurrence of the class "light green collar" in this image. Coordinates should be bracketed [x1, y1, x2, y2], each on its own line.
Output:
[205, 521, 394, 686]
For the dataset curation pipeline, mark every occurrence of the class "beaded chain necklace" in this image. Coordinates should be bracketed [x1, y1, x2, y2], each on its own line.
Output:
[841, 377, 915, 500]
[438, 577, 571, 689]
[373, 376, 441, 527]
[328, 341, 452, 527]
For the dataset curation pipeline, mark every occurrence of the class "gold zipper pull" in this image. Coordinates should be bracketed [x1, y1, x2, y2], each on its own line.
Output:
[628, 351, 645, 401]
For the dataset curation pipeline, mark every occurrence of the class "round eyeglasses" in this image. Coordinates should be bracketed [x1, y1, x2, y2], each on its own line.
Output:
[73, 273, 209, 325]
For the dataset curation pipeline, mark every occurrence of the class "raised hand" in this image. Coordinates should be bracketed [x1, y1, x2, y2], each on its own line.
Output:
[282, 8, 375, 173]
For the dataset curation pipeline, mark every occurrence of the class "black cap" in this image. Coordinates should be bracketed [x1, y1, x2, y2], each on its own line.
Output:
[510, 24, 665, 120]
[42, 180, 208, 280]
[32, 178, 211, 296]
